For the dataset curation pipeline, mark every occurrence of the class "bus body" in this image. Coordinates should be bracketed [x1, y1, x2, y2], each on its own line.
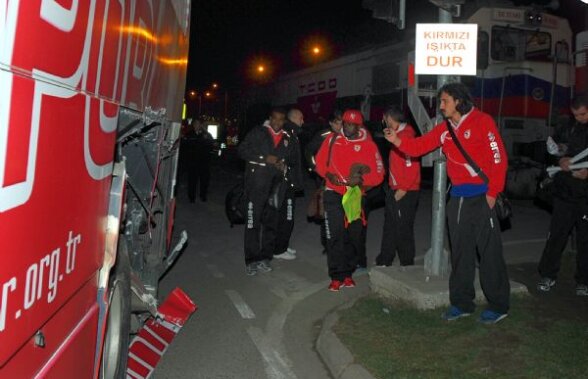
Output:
[0, 0, 192, 377]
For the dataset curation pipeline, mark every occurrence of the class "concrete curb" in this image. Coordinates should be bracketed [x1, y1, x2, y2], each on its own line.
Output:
[370, 265, 529, 310]
[316, 300, 376, 379]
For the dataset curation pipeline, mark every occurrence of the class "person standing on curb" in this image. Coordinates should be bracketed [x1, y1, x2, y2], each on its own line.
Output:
[315, 109, 384, 292]
[274, 108, 305, 260]
[238, 108, 300, 276]
[537, 94, 588, 296]
[375, 106, 421, 267]
[384, 83, 510, 324]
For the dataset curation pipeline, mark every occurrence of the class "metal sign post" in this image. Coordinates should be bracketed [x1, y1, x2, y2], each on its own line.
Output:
[423, 6, 454, 277]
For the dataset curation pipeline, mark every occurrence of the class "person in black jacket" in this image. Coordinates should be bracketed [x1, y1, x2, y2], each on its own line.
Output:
[305, 110, 343, 172]
[537, 94, 588, 296]
[238, 108, 301, 275]
[273, 109, 305, 260]
[305, 110, 343, 253]
[183, 118, 214, 202]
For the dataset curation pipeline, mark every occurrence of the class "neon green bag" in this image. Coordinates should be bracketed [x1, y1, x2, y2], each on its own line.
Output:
[342, 186, 362, 223]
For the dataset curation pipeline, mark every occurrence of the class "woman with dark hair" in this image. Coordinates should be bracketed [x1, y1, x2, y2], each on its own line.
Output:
[384, 82, 510, 324]
[375, 105, 420, 267]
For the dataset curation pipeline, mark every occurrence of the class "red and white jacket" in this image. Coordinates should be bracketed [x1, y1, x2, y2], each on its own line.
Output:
[397, 108, 507, 198]
[388, 123, 420, 191]
[315, 129, 385, 195]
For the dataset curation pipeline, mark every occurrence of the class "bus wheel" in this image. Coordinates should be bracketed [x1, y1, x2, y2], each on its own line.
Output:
[101, 241, 131, 379]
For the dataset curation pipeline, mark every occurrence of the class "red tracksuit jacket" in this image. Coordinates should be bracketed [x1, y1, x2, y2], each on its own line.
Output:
[397, 108, 507, 198]
[315, 129, 385, 195]
[388, 124, 420, 191]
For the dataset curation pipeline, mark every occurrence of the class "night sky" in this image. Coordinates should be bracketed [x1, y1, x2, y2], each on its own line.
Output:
[186, 0, 586, 92]
[186, 0, 402, 90]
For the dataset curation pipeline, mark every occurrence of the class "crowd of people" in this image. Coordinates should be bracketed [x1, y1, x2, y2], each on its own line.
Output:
[181, 83, 588, 325]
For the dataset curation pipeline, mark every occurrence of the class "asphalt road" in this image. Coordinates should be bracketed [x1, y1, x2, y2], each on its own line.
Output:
[153, 163, 376, 379]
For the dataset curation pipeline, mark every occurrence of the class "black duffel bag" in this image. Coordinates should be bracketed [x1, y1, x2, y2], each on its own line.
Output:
[225, 181, 247, 227]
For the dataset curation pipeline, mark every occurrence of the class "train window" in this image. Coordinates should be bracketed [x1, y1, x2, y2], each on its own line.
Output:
[491, 26, 551, 62]
[478, 31, 489, 70]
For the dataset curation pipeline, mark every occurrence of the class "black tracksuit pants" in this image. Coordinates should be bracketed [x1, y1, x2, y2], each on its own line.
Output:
[447, 195, 510, 314]
[323, 191, 366, 281]
[188, 163, 210, 201]
[275, 187, 296, 255]
[376, 189, 419, 266]
[244, 187, 278, 265]
[538, 197, 588, 285]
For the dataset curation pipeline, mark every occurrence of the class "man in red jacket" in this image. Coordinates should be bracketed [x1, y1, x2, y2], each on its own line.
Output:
[315, 110, 384, 291]
[384, 83, 510, 324]
[375, 106, 421, 267]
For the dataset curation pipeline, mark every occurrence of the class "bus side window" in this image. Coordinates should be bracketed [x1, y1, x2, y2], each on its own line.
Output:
[478, 31, 489, 70]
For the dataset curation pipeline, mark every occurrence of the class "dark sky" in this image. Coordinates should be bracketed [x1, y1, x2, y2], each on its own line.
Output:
[186, 0, 586, 92]
[186, 0, 402, 90]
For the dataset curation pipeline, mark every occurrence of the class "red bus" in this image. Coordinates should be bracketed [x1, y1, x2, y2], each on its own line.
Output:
[0, 0, 194, 377]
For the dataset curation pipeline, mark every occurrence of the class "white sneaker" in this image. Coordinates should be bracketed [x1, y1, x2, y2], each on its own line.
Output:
[274, 251, 296, 260]
[286, 247, 297, 255]
[576, 284, 588, 296]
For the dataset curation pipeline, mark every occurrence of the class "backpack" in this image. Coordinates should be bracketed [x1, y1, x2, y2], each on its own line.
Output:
[225, 181, 247, 227]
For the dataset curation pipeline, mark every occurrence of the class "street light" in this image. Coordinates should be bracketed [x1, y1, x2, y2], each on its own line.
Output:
[312, 46, 321, 55]
[257, 65, 265, 73]
[212, 83, 218, 89]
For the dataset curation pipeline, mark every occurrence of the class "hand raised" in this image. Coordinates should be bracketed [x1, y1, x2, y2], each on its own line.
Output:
[383, 127, 400, 145]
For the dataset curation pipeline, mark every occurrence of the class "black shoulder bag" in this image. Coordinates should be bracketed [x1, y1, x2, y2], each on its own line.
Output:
[306, 132, 338, 220]
[445, 121, 512, 221]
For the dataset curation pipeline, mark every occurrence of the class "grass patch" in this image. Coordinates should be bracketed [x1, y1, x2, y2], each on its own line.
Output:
[333, 296, 588, 379]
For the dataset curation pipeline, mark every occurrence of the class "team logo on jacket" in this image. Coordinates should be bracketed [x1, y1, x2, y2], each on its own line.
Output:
[487, 132, 501, 163]
[354, 145, 361, 152]
[464, 129, 471, 139]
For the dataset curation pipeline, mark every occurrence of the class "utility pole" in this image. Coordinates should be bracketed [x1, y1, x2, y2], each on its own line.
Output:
[423, 1, 464, 277]
[423, 6, 452, 278]
[367, 0, 465, 277]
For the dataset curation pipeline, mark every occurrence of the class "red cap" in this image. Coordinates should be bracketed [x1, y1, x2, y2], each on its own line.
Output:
[342, 110, 363, 125]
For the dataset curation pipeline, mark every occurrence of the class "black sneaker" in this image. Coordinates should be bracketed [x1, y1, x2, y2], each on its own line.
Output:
[256, 260, 273, 273]
[246, 263, 258, 276]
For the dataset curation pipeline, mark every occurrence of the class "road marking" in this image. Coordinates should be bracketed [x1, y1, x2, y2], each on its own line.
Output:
[260, 271, 313, 293]
[225, 290, 256, 319]
[247, 327, 297, 379]
[206, 264, 225, 278]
